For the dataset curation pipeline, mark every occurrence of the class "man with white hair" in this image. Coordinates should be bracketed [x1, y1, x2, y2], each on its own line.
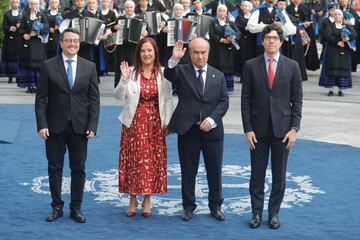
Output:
[165, 38, 229, 222]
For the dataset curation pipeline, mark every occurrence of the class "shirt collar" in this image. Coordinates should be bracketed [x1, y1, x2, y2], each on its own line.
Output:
[62, 53, 78, 63]
[12, 9, 19, 16]
[127, 13, 136, 18]
[335, 22, 343, 29]
[50, 9, 58, 15]
[264, 52, 280, 63]
[193, 64, 208, 73]
[101, 9, 109, 15]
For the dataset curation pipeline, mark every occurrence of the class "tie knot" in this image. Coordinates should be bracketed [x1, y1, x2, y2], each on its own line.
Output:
[198, 69, 203, 74]
[269, 58, 274, 63]
[66, 59, 73, 64]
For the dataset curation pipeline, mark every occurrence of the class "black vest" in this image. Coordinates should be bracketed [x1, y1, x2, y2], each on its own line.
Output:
[258, 7, 276, 24]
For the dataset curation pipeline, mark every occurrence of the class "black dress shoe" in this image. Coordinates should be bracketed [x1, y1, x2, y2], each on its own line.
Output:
[210, 209, 225, 221]
[268, 214, 281, 229]
[181, 210, 193, 221]
[338, 91, 344, 97]
[249, 214, 262, 228]
[70, 210, 86, 223]
[46, 207, 63, 222]
[328, 91, 334, 96]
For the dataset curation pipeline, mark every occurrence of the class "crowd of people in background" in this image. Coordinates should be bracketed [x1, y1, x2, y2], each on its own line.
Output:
[0, 0, 359, 95]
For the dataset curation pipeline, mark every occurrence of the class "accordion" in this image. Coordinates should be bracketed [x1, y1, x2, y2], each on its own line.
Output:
[115, 17, 147, 45]
[71, 17, 105, 45]
[167, 19, 197, 47]
[186, 14, 212, 39]
[144, 11, 162, 35]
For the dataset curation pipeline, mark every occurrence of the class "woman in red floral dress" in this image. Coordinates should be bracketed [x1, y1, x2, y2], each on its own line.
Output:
[114, 37, 173, 218]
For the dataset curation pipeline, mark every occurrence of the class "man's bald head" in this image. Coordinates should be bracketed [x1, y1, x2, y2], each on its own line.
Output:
[189, 37, 210, 52]
[189, 37, 210, 69]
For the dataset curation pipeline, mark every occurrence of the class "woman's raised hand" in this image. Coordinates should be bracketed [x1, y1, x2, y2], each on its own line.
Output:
[120, 61, 132, 80]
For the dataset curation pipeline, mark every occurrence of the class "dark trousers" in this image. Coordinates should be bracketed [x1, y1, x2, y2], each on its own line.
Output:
[46, 122, 88, 211]
[178, 125, 224, 212]
[249, 121, 289, 216]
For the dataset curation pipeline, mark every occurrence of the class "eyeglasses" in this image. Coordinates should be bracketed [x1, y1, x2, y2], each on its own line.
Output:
[264, 36, 280, 42]
[63, 39, 80, 44]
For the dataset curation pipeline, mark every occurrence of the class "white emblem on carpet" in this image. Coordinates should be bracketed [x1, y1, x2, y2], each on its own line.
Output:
[20, 164, 325, 215]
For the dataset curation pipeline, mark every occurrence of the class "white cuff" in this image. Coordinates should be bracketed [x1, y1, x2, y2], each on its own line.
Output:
[168, 58, 180, 68]
[205, 117, 217, 129]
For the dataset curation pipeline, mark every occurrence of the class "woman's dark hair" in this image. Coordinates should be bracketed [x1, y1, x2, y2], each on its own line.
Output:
[133, 37, 162, 80]
[261, 24, 284, 42]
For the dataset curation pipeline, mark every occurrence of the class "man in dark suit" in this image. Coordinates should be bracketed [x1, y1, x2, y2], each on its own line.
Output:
[164, 38, 229, 221]
[241, 24, 303, 229]
[35, 28, 100, 223]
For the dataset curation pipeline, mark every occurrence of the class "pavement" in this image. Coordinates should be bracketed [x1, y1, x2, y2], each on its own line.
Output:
[1, 67, 359, 148]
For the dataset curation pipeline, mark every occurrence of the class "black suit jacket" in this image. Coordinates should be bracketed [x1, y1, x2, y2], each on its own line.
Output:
[241, 54, 303, 138]
[164, 63, 229, 140]
[35, 55, 100, 134]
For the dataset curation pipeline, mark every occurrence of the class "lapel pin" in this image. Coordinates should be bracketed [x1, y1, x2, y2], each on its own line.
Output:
[212, 74, 215, 78]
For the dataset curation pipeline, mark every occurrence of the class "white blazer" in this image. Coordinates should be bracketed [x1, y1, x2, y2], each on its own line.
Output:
[114, 68, 174, 128]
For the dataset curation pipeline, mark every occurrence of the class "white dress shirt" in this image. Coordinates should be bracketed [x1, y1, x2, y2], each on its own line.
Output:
[264, 51, 280, 76]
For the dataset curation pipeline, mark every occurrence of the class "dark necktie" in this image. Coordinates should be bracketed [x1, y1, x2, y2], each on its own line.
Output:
[66, 59, 74, 89]
[197, 69, 204, 94]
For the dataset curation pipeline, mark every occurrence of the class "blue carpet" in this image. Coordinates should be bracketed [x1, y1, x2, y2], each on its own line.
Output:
[0, 104, 359, 240]
[0, 118, 21, 143]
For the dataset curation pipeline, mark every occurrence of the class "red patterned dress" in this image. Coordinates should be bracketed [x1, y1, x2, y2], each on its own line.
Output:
[119, 69, 167, 194]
